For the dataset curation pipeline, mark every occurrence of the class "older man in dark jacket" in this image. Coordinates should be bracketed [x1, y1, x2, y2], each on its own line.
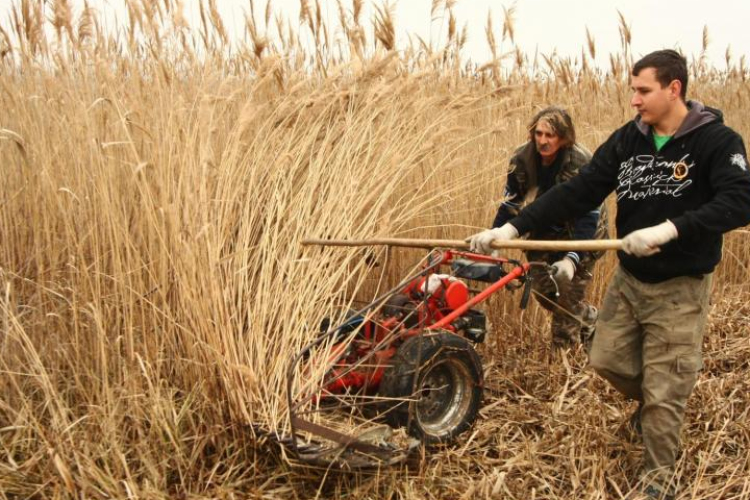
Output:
[492, 106, 608, 348]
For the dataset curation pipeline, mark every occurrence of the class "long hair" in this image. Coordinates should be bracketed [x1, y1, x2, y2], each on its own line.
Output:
[527, 106, 576, 147]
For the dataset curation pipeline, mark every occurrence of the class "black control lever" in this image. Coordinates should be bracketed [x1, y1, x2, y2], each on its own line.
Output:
[520, 275, 533, 309]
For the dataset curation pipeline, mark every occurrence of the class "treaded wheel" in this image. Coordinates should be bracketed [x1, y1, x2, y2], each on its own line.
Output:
[378, 331, 483, 444]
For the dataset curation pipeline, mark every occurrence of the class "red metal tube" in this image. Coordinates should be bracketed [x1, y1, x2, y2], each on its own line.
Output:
[429, 263, 529, 330]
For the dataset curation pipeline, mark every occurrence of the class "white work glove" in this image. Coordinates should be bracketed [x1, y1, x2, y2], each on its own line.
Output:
[551, 257, 576, 283]
[621, 220, 678, 257]
[468, 223, 519, 255]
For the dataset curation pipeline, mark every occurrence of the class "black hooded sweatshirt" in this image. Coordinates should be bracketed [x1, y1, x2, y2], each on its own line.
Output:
[509, 101, 750, 283]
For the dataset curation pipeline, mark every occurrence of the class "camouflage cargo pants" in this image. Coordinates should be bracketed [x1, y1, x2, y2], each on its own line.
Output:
[588, 266, 712, 497]
[527, 253, 597, 347]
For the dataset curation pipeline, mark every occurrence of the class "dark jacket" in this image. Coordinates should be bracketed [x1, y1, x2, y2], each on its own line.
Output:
[493, 142, 608, 266]
[509, 101, 750, 283]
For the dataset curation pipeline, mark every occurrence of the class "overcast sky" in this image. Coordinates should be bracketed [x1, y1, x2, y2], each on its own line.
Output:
[3, 0, 749, 69]
[399, 0, 750, 67]
[221, 0, 749, 68]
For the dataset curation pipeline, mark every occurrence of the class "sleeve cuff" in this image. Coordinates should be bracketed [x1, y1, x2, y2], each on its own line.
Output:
[565, 252, 581, 266]
[669, 216, 687, 240]
[508, 216, 532, 237]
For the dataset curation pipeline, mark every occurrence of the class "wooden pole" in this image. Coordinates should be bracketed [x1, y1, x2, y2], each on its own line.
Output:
[301, 237, 622, 252]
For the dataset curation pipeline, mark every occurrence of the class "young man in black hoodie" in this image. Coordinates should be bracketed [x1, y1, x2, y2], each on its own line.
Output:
[469, 50, 750, 499]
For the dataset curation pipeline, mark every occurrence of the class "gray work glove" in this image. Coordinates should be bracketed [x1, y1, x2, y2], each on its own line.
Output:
[621, 220, 678, 257]
[551, 256, 576, 283]
[468, 223, 519, 254]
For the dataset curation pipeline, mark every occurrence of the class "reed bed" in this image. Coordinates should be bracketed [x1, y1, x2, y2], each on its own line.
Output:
[0, 1, 749, 498]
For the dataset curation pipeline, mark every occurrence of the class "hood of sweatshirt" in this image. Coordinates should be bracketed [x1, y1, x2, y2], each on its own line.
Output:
[634, 100, 721, 138]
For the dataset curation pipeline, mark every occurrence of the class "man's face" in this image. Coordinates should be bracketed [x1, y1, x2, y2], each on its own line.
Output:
[630, 67, 678, 126]
[534, 119, 564, 164]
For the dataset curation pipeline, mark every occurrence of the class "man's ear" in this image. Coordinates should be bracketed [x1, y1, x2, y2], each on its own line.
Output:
[668, 79, 682, 101]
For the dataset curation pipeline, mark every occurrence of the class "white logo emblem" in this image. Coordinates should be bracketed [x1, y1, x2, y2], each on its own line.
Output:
[617, 154, 694, 201]
[730, 153, 747, 171]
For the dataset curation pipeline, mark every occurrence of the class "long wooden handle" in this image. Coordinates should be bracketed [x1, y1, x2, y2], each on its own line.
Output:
[302, 237, 622, 252]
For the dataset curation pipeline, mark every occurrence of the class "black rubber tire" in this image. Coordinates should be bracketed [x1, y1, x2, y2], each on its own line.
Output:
[378, 331, 483, 444]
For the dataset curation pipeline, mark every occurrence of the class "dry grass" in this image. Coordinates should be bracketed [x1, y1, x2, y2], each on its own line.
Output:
[0, 1, 749, 498]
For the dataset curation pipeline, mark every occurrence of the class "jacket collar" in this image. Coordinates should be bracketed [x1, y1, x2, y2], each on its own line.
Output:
[634, 100, 721, 139]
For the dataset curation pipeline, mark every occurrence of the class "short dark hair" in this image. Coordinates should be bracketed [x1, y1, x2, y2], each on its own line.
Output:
[632, 49, 688, 100]
[528, 106, 576, 147]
